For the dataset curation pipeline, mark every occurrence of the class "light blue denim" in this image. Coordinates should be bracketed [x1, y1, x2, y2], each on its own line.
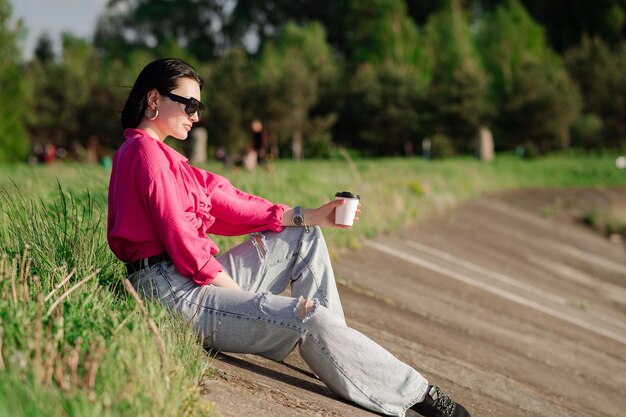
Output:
[129, 226, 428, 416]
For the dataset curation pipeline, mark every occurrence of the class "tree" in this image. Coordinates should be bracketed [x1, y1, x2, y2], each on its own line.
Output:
[476, 0, 551, 100]
[519, 0, 626, 53]
[405, 0, 446, 26]
[344, 0, 427, 69]
[477, 0, 581, 151]
[429, 1, 626, 53]
[0, 0, 30, 162]
[422, 0, 492, 151]
[25, 34, 129, 155]
[257, 22, 338, 159]
[566, 36, 626, 148]
[340, 62, 425, 156]
[501, 57, 581, 152]
[33, 32, 55, 63]
[226, 0, 350, 55]
[204, 48, 258, 154]
[95, 0, 230, 61]
[26, 35, 92, 147]
[333, 0, 431, 156]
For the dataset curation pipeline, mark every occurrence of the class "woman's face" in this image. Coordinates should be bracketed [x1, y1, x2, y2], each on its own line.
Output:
[152, 77, 202, 140]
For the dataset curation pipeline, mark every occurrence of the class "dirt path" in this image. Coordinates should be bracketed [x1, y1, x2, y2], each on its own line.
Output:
[202, 187, 626, 417]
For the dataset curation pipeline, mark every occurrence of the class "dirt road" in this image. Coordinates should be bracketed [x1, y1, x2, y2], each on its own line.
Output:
[202, 188, 626, 417]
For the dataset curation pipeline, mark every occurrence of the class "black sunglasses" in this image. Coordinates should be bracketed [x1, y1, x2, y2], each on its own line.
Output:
[159, 90, 205, 118]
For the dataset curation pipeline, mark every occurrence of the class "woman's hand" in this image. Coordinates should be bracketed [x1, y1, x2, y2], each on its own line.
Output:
[305, 200, 361, 229]
[211, 270, 241, 289]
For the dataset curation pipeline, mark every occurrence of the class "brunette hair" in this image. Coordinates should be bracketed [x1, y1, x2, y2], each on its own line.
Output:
[120, 58, 204, 129]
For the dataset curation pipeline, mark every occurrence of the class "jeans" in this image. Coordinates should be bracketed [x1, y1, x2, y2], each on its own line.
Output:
[129, 226, 428, 416]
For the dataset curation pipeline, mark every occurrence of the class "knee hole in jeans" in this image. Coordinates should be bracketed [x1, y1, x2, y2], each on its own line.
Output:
[294, 296, 318, 322]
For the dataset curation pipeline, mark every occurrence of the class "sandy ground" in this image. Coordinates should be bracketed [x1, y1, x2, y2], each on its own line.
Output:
[201, 187, 626, 417]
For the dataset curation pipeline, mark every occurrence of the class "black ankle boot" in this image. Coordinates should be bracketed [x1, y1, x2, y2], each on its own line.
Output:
[410, 385, 471, 417]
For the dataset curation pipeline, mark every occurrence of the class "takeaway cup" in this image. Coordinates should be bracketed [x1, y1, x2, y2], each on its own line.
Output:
[335, 191, 360, 226]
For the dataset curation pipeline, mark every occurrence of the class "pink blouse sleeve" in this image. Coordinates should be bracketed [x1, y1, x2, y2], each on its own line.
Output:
[147, 169, 223, 285]
[193, 168, 288, 236]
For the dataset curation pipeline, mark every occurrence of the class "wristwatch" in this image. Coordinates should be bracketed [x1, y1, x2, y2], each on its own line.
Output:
[292, 206, 305, 226]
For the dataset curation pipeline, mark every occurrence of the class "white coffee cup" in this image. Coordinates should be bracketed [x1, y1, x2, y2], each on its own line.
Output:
[335, 191, 360, 226]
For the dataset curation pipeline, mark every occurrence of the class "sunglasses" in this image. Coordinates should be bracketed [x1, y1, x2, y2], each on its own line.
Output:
[159, 90, 205, 119]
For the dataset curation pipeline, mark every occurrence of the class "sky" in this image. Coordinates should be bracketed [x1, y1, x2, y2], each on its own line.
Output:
[11, 0, 108, 60]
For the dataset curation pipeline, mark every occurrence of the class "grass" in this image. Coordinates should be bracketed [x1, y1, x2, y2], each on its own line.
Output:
[0, 152, 625, 416]
[581, 208, 626, 238]
[0, 182, 214, 417]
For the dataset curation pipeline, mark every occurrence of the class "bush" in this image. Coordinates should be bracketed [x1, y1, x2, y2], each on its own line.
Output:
[570, 113, 604, 149]
[520, 140, 541, 159]
[430, 134, 455, 159]
[581, 209, 626, 238]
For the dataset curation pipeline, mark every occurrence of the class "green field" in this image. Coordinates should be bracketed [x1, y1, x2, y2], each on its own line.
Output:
[0, 154, 625, 417]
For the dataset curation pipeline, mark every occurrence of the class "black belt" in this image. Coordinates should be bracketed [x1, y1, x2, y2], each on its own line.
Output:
[126, 253, 170, 275]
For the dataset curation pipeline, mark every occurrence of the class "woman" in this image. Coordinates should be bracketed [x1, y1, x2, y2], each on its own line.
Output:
[107, 58, 470, 417]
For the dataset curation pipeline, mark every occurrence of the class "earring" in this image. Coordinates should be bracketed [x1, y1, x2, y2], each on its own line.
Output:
[145, 107, 159, 120]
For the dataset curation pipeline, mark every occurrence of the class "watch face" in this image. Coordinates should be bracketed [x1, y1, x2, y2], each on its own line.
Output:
[292, 206, 304, 226]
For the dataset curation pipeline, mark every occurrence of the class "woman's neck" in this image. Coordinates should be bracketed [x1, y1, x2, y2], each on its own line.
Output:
[136, 121, 165, 142]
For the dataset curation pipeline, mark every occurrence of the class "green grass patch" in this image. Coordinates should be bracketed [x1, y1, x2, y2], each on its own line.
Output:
[0, 152, 624, 416]
[581, 209, 626, 238]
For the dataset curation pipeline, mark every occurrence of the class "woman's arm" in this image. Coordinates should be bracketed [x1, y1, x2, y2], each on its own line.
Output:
[210, 270, 241, 289]
[196, 169, 288, 235]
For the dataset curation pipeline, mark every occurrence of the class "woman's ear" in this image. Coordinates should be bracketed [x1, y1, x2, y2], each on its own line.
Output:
[146, 88, 160, 109]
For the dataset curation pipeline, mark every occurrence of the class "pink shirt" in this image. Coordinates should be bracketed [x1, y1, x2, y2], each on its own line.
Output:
[107, 128, 288, 286]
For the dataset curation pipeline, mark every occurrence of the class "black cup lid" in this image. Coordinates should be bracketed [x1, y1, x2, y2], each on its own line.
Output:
[335, 191, 360, 199]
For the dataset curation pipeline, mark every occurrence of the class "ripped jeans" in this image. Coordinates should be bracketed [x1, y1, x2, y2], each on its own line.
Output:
[128, 226, 428, 416]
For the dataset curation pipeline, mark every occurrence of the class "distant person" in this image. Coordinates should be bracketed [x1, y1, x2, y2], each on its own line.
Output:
[107, 58, 470, 417]
[29, 143, 45, 164]
[251, 119, 269, 166]
[215, 146, 231, 169]
[85, 134, 102, 164]
[240, 145, 257, 171]
[43, 142, 56, 164]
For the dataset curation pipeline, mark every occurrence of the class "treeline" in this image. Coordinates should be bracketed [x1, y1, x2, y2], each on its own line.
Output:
[1, 0, 626, 162]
